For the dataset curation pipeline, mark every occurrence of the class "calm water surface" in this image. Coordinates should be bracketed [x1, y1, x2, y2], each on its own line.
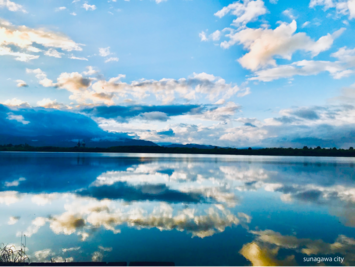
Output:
[1, 152, 355, 265]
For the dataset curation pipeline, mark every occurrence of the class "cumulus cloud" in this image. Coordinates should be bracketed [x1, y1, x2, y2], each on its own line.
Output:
[199, 30, 221, 42]
[27, 69, 98, 103]
[34, 249, 54, 262]
[310, 0, 355, 19]
[0, 46, 39, 61]
[251, 59, 353, 81]
[0, 0, 27, 13]
[49, 212, 86, 235]
[8, 216, 20, 225]
[99, 47, 111, 57]
[44, 48, 64, 58]
[2, 98, 30, 107]
[250, 44, 355, 81]
[19, 217, 47, 237]
[91, 251, 103, 262]
[240, 242, 296, 266]
[26, 68, 56, 87]
[7, 114, 30, 124]
[214, 0, 268, 27]
[0, 18, 83, 52]
[37, 99, 68, 109]
[93, 99, 355, 148]
[29, 69, 244, 105]
[241, 230, 355, 265]
[82, 2, 96, 10]
[221, 21, 345, 70]
[16, 80, 28, 87]
[0, 18, 82, 62]
[31, 193, 63, 206]
[83, 203, 244, 238]
[252, 230, 355, 255]
[158, 103, 352, 148]
[5, 177, 26, 187]
[82, 66, 98, 76]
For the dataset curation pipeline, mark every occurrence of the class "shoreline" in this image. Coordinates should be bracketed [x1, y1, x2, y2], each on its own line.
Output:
[1, 145, 355, 158]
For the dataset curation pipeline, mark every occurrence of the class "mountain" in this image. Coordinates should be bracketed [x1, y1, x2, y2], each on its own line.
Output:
[164, 143, 217, 149]
[0, 135, 158, 148]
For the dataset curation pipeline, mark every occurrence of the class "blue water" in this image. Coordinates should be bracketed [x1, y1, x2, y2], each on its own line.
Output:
[0, 152, 355, 265]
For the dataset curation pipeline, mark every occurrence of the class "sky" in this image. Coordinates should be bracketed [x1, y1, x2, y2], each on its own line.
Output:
[1, 0, 355, 148]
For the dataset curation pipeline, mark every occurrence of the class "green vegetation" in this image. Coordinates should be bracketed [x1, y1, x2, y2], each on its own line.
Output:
[1, 144, 355, 157]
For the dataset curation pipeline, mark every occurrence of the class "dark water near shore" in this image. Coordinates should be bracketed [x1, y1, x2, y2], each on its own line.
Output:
[0, 152, 355, 266]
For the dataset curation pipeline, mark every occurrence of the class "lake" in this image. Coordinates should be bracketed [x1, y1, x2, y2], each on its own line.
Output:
[1, 152, 355, 266]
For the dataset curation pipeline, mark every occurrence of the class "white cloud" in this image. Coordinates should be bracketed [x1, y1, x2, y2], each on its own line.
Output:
[8, 216, 20, 225]
[221, 20, 345, 70]
[250, 45, 355, 81]
[30, 69, 244, 105]
[18, 217, 47, 237]
[302, 21, 310, 27]
[44, 48, 64, 58]
[282, 9, 297, 19]
[31, 193, 63, 206]
[309, 0, 335, 9]
[0, 46, 39, 62]
[16, 80, 28, 87]
[156, 0, 167, 3]
[214, 0, 268, 27]
[0, 18, 82, 61]
[82, 66, 97, 76]
[99, 47, 112, 57]
[49, 212, 85, 235]
[56, 6, 66, 11]
[0, 0, 27, 13]
[70, 55, 88, 61]
[62, 247, 80, 253]
[310, 0, 355, 19]
[26, 68, 56, 87]
[251, 59, 353, 81]
[105, 57, 119, 63]
[37, 99, 68, 109]
[92, 252, 103, 262]
[34, 249, 54, 261]
[0, 19, 83, 52]
[199, 31, 208, 41]
[2, 98, 30, 107]
[0, 191, 22, 205]
[7, 113, 30, 124]
[82, 2, 96, 11]
[5, 177, 26, 187]
[199, 30, 221, 42]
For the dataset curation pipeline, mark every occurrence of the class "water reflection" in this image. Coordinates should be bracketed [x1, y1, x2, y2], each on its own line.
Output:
[0, 153, 355, 265]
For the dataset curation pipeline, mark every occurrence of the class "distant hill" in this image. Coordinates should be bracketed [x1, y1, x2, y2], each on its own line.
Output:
[0, 135, 158, 148]
[164, 143, 216, 149]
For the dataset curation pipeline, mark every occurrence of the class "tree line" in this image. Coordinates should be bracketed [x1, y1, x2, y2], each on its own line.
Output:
[0, 144, 355, 157]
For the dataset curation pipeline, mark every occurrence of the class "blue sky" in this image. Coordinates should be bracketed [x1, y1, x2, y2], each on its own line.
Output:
[1, 0, 355, 148]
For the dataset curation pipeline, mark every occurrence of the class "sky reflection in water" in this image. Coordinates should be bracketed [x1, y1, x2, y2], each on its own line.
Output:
[0, 152, 355, 265]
